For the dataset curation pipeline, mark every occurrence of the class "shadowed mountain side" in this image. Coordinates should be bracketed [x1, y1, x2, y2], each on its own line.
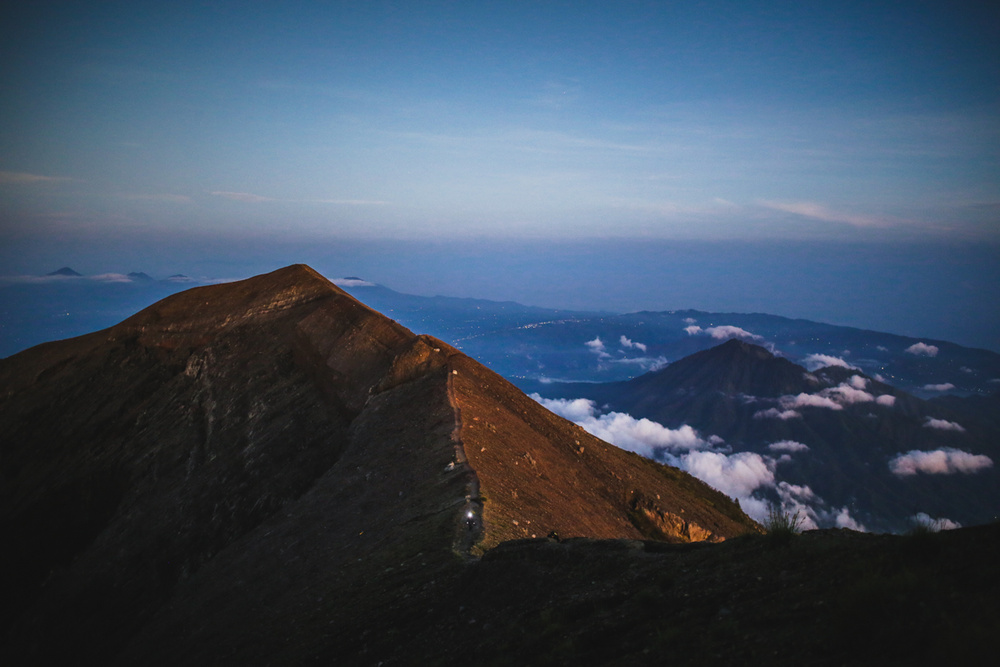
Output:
[0, 265, 756, 664]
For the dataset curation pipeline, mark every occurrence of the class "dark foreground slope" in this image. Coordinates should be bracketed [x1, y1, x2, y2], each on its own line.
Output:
[1, 265, 756, 664]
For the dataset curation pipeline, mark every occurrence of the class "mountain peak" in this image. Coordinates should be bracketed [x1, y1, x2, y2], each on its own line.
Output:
[116, 264, 351, 340]
[1, 267, 757, 662]
[630, 338, 809, 399]
[46, 266, 81, 277]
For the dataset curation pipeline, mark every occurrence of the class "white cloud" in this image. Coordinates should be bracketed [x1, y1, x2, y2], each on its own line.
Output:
[960, 366, 974, 374]
[847, 375, 868, 390]
[619, 335, 647, 353]
[905, 342, 939, 357]
[821, 383, 875, 405]
[889, 448, 992, 476]
[911, 513, 962, 532]
[775, 482, 820, 531]
[683, 324, 762, 342]
[876, 345, 889, 352]
[89, 273, 134, 283]
[802, 354, 858, 371]
[705, 325, 762, 341]
[876, 394, 897, 407]
[779, 393, 843, 411]
[535, 395, 873, 532]
[532, 396, 598, 423]
[833, 507, 867, 532]
[753, 407, 802, 420]
[683, 317, 697, 325]
[332, 277, 376, 287]
[768, 440, 810, 453]
[680, 451, 774, 500]
[532, 394, 779, 516]
[584, 336, 611, 359]
[531, 394, 710, 459]
[922, 383, 955, 392]
[775, 482, 866, 532]
[924, 417, 966, 432]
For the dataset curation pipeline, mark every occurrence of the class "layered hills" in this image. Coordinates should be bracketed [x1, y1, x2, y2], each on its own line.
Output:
[0, 264, 755, 664]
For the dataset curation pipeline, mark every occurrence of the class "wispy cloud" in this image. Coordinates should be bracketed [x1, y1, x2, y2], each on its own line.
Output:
[753, 407, 802, 420]
[0, 171, 73, 184]
[924, 417, 965, 432]
[922, 382, 956, 392]
[209, 191, 278, 203]
[118, 193, 193, 203]
[758, 200, 891, 228]
[619, 335, 647, 353]
[208, 191, 389, 205]
[768, 440, 810, 453]
[310, 198, 390, 206]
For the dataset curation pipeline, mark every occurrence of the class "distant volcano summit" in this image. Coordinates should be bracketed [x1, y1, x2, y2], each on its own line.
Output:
[0, 264, 755, 663]
[45, 266, 82, 277]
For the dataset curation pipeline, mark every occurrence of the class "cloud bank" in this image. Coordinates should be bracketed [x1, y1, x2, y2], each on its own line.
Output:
[889, 448, 992, 476]
[533, 394, 865, 530]
[531, 395, 710, 460]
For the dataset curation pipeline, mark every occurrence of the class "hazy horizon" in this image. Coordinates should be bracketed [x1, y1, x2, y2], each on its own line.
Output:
[3, 237, 998, 353]
[2, 3, 998, 351]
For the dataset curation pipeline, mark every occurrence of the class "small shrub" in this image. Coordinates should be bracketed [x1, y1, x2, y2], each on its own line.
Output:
[763, 507, 803, 542]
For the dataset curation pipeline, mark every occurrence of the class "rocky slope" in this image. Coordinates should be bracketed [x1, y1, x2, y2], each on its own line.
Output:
[0, 264, 755, 664]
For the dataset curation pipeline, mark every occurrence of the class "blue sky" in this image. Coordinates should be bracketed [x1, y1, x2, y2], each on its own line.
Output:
[2, 1, 998, 244]
[1, 2, 999, 350]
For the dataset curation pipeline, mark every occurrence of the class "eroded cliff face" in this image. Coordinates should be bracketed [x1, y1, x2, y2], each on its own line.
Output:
[0, 264, 755, 664]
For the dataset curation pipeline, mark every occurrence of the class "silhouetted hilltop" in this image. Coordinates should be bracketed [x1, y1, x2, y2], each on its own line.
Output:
[45, 266, 81, 276]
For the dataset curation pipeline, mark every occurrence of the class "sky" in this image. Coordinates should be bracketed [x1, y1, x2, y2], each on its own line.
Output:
[1, 2, 999, 347]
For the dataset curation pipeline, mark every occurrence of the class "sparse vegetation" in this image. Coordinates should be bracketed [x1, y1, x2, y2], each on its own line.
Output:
[763, 506, 803, 542]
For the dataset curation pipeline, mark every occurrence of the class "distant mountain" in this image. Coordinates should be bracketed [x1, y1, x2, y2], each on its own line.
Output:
[0, 265, 754, 664]
[338, 284, 1000, 397]
[5, 273, 998, 398]
[126, 271, 154, 282]
[532, 341, 1000, 533]
[45, 266, 81, 276]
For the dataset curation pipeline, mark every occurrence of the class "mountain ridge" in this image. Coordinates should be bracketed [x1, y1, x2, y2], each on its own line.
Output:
[0, 264, 755, 663]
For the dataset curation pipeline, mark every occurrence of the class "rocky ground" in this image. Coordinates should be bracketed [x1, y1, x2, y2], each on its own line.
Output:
[298, 522, 999, 666]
